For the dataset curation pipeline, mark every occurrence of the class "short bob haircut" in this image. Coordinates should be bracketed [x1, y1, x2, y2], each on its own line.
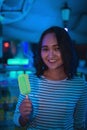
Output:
[34, 26, 78, 79]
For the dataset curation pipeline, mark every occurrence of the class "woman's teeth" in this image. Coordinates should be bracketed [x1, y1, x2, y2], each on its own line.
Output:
[49, 59, 56, 63]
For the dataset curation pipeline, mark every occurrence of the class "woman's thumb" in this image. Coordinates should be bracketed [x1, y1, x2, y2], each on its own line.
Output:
[25, 95, 28, 99]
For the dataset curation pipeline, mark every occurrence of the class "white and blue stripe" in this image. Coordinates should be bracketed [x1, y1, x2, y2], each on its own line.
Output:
[13, 74, 87, 130]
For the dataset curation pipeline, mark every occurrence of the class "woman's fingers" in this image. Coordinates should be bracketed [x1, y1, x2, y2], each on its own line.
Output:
[19, 98, 32, 117]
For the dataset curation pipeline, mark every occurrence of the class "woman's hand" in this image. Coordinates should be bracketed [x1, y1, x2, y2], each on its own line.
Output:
[19, 95, 32, 126]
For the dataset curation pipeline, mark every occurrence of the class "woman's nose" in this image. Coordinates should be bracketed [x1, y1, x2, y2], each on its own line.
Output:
[48, 50, 54, 58]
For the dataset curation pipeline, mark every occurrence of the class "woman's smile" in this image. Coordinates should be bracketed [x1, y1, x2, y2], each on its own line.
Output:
[41, 33, 63, 70]
[48, 59, 57, 63]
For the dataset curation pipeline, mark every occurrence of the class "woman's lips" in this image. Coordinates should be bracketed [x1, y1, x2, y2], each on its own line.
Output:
[48, 59, 57, 63]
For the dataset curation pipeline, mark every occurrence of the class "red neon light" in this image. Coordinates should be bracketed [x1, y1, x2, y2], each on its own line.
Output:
[4, 42, 10, 48]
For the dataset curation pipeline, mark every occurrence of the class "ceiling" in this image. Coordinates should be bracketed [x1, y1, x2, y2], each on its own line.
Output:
[0, 0, 87, 44]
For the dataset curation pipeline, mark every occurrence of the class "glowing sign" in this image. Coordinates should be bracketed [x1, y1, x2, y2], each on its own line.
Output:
[7, 58, 29, 65]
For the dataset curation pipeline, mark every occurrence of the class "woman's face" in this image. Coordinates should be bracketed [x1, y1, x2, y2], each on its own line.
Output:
[41, 33, 64, 70]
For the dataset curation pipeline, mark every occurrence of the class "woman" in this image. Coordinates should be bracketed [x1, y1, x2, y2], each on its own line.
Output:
[13, 26, 87, 130]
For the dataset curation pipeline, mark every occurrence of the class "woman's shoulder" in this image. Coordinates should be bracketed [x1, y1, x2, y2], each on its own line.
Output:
[70, 76, 87, 88]
[28, 72, 40, 81]
[27, 73, 40, 90]
[72, 76, 85, 82]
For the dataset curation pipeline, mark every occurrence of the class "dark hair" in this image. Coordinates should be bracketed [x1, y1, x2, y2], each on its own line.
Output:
[34, 26, 78, 79]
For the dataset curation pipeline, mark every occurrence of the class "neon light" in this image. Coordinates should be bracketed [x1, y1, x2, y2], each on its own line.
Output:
[4, 42, 10, 48]
[9, 71, 16, 78]
[7, 58, 29, 65]
[25, 71, 32, 74]
[17, 71, 24, 75]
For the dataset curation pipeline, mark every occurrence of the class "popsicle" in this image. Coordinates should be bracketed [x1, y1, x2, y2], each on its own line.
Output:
[18, 74, 31, 95]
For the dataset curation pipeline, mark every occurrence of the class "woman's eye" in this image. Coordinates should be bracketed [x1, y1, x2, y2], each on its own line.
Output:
[54, 47, 60, 51]
[41, 48, 48, 51]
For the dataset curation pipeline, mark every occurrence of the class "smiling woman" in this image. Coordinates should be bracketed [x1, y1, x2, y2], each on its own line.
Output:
[14, 26, 87, 130]
[41, 33, 64, 79]
[35, 26, 78, 79]
[13, 26, 87, 130]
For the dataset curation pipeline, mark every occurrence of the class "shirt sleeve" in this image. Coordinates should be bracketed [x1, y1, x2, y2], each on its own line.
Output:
[74, 82, 87, 129]
[13, 94, 25, 126]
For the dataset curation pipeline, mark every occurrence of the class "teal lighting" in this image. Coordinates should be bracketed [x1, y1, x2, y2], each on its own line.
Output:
[17, 71, 24, 76]
[61, 2, 71, 27]
[7, 58, 29, 65]
[25, 71, 32, 74]
[0, 23, 3, 58]
[9, 71, 17, 78]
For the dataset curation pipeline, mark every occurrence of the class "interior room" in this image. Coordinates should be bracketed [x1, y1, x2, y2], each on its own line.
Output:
[0, 0, 87, 129]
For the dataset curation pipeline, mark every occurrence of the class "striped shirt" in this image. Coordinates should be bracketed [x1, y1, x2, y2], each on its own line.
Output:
[13, 74, 87, 130]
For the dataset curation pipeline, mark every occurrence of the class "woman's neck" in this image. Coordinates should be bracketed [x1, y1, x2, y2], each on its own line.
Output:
[43, 68, 67, 81]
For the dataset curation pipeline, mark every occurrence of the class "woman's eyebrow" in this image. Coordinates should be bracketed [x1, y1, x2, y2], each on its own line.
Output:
[41, 45, 48, 48]
[41, 44, 59, 48]
[53, 45, 58, 47]
[42, 44, 58, 47]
